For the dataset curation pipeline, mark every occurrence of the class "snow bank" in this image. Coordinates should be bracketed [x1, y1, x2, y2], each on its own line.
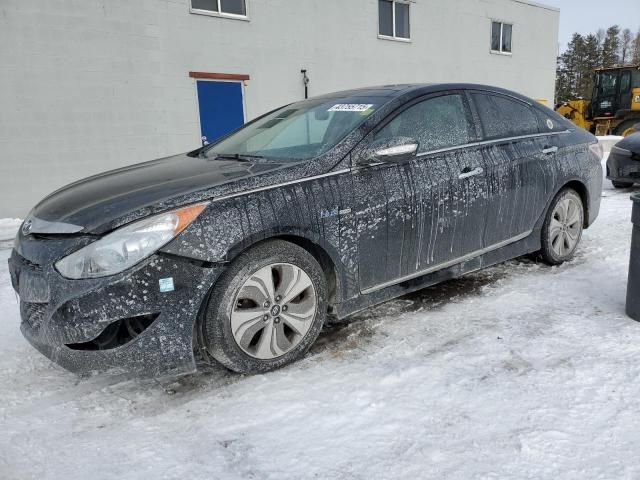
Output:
[597, 136, 625, 191]
[1, 191, 640, 479]
[597, 135, 624, 153]
[0, 218, 21, 242]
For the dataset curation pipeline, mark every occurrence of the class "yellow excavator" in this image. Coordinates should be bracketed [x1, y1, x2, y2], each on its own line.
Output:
[556, 65, 640, 136]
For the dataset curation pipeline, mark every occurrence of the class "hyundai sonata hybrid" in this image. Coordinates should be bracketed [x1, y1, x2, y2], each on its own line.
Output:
[9, 84, 603, 376]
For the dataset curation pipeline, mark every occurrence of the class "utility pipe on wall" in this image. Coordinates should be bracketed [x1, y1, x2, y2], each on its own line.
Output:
[301, 69, 309, 99]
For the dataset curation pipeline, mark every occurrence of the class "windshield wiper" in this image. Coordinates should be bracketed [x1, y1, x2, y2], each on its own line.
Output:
[207, 153, 266, 162]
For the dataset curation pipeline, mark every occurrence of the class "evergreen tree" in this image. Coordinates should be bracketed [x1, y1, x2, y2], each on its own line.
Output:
[601, 25, 621, 66]
[555, 57, 573, 104]
[560, 34, 586, 99]
[579, 34, 600, 98]
[555, 25, 638, 103]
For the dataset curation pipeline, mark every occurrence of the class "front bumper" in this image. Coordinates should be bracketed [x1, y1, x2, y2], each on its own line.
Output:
[607, 151, 640, 183]
[9, 248, 223, 377]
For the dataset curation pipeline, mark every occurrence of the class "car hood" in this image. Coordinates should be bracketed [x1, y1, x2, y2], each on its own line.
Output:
[29, 153, 290, 234]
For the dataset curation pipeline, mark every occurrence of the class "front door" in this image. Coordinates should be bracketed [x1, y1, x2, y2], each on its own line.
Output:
[196, 80, 245, 145]
[353, 92, 486, 292]
[593, 70, 620, 118]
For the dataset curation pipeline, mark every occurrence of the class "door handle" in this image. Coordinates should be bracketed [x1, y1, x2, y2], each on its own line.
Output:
[458, 166, 484, 179]
[542, 146, 558, 155]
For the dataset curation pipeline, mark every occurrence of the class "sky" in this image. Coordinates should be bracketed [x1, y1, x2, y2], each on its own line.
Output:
[542, 0, 640, 51]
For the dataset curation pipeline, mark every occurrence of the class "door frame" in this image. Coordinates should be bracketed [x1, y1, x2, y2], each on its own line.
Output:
[189, 71, 250, 144]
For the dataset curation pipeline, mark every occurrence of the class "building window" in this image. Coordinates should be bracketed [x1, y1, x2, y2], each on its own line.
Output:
[379, 0, 410, 41]
[191, 0, 247, 18]
[491, 21, 512, 53]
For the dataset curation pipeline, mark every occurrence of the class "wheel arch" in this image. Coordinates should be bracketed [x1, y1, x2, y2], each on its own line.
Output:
[536, 179, 591, 232]
[224, 229, 345, 308]
[193, 230, 346, 365]
[561, 179, 590, 228]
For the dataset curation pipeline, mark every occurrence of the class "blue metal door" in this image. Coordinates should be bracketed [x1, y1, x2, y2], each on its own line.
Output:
[196, 80, 245, 145]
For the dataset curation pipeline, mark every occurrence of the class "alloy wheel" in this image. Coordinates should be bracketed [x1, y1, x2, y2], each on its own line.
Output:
[230, 263, 317, 360]
[549, 196, 582, 258]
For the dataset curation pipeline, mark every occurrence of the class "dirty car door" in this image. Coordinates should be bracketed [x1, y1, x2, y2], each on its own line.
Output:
[470, 92, 549, 245]
[353, 92, 485, 293]
[351, 158, 414, 292]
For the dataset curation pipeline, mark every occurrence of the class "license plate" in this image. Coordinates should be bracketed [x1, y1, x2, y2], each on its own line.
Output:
[18, 271, 50, 303]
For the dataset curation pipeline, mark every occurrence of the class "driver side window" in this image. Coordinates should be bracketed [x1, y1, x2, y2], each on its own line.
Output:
[375, 94, 471, 153]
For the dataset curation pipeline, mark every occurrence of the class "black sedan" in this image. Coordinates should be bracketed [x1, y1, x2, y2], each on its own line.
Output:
[9, 84, 603, 376]
[607, 132, 640, 188]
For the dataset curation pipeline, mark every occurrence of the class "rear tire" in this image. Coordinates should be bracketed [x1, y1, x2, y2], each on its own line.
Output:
[540, 188, 584, 265]
[615, 120, 639, 137]
[203, 240, 327, 374]
[612, 180, 634, 189]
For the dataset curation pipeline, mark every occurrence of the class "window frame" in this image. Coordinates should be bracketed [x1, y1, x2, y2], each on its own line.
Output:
[469, 91, 541, 141]
[190, 0, 249, 21]
[490, 20, 513, 55]
[378, 0, 412, 43]
[367, 91, 478, 158]
[620, 71, 632, 94]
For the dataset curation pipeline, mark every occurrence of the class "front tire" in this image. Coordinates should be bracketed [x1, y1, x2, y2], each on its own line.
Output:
[540, 188, 584, 265]
[203, 240, 327, 374]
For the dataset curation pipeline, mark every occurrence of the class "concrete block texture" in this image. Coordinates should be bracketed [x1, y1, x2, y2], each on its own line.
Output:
[0, 0, 559, 217]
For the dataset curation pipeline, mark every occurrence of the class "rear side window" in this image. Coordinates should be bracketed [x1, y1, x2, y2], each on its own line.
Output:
[375, 94, 472, 153]
[534, 109, 568, 133]
[472, 93, 539, 139]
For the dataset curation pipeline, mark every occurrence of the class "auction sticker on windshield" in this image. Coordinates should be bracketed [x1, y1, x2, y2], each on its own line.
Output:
[328, 104, 374, 112]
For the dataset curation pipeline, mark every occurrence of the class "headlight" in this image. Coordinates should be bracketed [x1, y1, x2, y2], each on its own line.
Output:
[56, 203, 208, 279]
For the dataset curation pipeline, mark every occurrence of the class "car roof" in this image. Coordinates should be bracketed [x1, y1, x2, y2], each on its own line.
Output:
[314, 83, 538, 105]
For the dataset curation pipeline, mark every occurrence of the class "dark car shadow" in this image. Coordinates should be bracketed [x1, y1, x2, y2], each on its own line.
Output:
[309, 265, 512, 356]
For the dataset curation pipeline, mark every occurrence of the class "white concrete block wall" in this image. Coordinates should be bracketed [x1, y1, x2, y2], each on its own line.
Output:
[0, 0, 559, 217]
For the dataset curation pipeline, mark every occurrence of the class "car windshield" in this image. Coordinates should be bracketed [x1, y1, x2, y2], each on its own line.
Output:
[203, 95, 388, 161]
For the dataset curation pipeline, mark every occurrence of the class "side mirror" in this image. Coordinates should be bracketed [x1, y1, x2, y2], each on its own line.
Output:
[358, 137, 418, 165]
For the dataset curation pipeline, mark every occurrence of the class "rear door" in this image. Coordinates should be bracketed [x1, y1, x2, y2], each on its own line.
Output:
[470, 92, 550, 246]
[619, 70, 634, 111]
[353, 92, 488, 292]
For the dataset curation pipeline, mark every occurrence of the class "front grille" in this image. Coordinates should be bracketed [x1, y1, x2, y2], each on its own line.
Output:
[20, 302, 48, 330]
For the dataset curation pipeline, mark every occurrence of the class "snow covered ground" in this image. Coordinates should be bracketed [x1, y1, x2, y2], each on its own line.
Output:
[3, 143, 640, 479]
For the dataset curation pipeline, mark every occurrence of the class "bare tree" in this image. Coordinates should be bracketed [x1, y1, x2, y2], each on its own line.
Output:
[621, 28, 634, 63]
[634, 29, 640, 64]
[596, 28, 606, 65]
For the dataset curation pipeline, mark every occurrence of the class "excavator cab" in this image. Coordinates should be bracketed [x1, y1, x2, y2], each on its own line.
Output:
[590, 66, 640, 136]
